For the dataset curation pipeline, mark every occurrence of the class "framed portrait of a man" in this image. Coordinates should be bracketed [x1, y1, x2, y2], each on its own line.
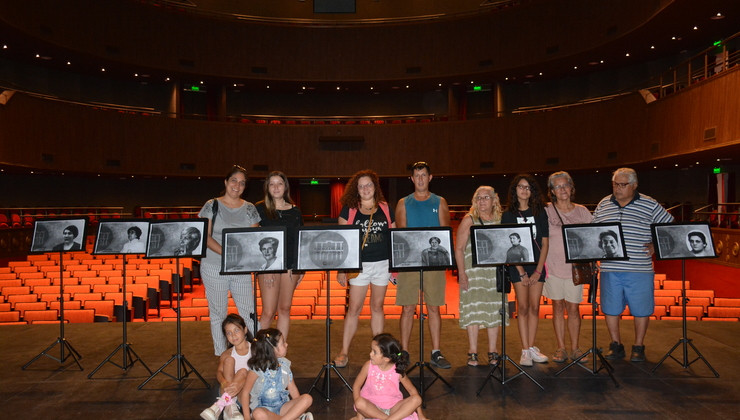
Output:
[221, 227, 287, 274]
[652, 222, 716, 260]
[470, 224, 535, 266]
[145, 219, 207, 258]
[563, 223, 627, 263]
[389, 227, 455, 271]
[30, 218, 88, 254]
[296, 225, 362, 271]
[93, 219, 150, 255]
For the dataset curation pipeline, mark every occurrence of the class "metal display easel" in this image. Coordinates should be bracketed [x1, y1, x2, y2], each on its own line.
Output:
[309, 270, 353, 401]
[651, 259, 719, 377]
[477, 266, 543, 394]
[139, 258, 209, 389]
[23, 250, 83, 371]
[554, 268, 618, 387]
[89, 254, 152, 378]
[406, 269, 454, 407]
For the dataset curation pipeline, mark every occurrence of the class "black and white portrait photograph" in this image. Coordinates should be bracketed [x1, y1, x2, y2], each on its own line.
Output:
[221, 227, 287, 274]
[30, 218, 88, 254]
[652, 222, 716, 260]
[563, 223, 628, 263]
[390, 227, 455, 270]
[470, 224, 535, 266]
[296, 226, 362, 271]
[145, 219, 207, 258]
[93, 219, 150, 255]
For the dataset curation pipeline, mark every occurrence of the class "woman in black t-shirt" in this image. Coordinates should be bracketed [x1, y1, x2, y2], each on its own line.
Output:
[333, 170, 395, 368]
[502, 174, 550, 367]
[255, 171, 303, 341]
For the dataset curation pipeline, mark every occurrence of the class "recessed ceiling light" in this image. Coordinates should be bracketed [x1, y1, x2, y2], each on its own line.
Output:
[134, 73, 138, 77]
[165, 77, 170, 81]
[693, 26, 698, 30]
[600, 60, 604, 64]
[336, 86, 340, 90]
[2, 45, 7, 49]
[199, 81, 204, 84]
[538, 72, 543, 76]
[650, 45, 655, 50]
[711, 12, 724, 20]
[66, 61, 71, 65]
[573, 66, 578, 70]
[438, 83, 442, 87]
[672, 36, 677, 40]
[35, 54, 40, 58]
[653, 166, 657, 169]
[370, 86, 374, 90]
[675, 164, 679, 167]
[101, 68, 105, 72]
[266, 85, 270, 89]
[625, 53, 630, 57]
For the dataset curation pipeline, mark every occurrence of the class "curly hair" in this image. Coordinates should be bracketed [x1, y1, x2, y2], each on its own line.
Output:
[339, 169, 386, 209]
[373, 333, 409, 376]
[506, 174, 546, 216]
[258, 171, 295, 220]
[469, 186, 502, 222]
[248, 328, 282, 372]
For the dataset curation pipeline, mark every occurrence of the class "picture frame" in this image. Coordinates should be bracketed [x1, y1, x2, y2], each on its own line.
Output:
[30, 217, 88, 254]
[93, 219, 150, 255]
[652, 222, 716, 260]
[145, 219, 208, 258]
[389, 227, 455, 271]
[221, 227, 288, 274]
[470, 224, 535, 266]
[296, 225, 362, 271]
[563, 222, 628, 263]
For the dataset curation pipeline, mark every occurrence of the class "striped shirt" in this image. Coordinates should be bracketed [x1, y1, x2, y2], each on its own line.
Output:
[592, 192, 673, 272]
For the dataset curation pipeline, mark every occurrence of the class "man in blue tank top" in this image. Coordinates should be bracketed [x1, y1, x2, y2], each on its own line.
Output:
[395, 162, 452, 369]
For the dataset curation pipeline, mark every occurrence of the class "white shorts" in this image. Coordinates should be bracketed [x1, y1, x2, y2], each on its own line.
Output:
[543, 273, 583, 304]
[349, 260, 390, 287]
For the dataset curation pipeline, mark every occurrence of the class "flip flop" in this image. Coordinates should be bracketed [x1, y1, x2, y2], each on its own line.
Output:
[334, 353, 348, 368]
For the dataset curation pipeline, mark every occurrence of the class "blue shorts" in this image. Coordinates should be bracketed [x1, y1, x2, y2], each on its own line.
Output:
[600, 271, 654, 317]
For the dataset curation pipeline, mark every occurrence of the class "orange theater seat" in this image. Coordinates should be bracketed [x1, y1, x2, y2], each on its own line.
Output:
[84, 300, 115, 320]
[14, 301, 48, 317]
[64, 309, 96, 323]
[0, 311, 21, 323]
[49, 300, 82, 312]
[23, 309, 59, 323]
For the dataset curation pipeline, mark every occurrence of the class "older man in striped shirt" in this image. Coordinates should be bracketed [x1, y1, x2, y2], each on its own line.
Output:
[592, 168, 674, 362]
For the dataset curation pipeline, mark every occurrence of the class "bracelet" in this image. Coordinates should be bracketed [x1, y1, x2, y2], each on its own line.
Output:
[519, 273, 527, 278]
[534, 269, 542, 275]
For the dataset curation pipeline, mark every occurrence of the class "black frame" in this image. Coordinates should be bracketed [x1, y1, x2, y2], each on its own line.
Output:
[30, 217, 88, 254]
[470, 223, 535, 267]
[93, 218, 150, 255]
[296, 225, 362, 271]
[220, 227, 288, 274]
[389, 227, 455, 271]
[563, 222, 627, 263]
[652, 222, 717, 260]
[145, 219, 208, 258]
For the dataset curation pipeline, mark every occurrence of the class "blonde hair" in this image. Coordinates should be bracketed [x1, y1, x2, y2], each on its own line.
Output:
[469, 186, 502, 222]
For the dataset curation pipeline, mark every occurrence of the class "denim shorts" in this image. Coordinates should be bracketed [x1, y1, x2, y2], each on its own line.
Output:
[600, 271, 654, 317]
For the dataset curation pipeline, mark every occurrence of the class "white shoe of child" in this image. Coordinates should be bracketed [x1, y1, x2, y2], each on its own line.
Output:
[299, 413, 314, 420]
[200, 402, 222, 420]
[223, 401, 243, 420]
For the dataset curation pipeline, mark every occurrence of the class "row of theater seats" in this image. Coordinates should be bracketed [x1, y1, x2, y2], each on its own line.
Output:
[1, 252, 738, 324]
[534, 274, 740, 321]
[0, 252, 196, 324]
[0, 208, 126, 229]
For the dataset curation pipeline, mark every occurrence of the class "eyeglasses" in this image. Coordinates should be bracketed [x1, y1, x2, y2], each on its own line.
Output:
[612, 182, 632, 189]
[358, 183, 374, 190]
[516, 185, 531, 191]
[552, 184, 571, 190]
[476, 195, 492, 201]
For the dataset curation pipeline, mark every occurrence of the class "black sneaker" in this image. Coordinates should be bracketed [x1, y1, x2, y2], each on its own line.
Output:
[630, 345, 646, 362]
[430, 350, 451, 369]
[604, 342, 625, 360]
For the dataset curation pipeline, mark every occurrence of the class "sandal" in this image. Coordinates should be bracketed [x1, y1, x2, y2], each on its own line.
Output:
[333, 353, 348, 368]
[553, 348, 568, 363]
[488, 352, 500, 366]
[467, 353, 479, 367]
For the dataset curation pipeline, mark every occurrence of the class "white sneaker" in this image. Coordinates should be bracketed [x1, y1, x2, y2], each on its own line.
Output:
[223, 402, 243, 420]
[529, 346, 549, 363]
[200, 403, 222, 420]
[299, 413, 314, 420]
[519, 349, 533, 366]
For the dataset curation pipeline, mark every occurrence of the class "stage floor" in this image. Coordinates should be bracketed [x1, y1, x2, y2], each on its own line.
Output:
[1, 318, 738, 419]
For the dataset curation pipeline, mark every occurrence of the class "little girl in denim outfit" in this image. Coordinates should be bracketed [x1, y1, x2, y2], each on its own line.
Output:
[244, 328, 313, 420]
